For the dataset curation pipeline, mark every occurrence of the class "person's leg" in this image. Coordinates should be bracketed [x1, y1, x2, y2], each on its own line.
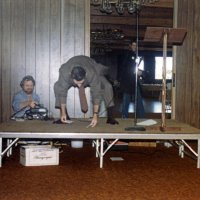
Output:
[100, 76, 118, 125]
[107, 106, 119, 124]
[122, 93, 131, 118]
[65, 107, 71, 120]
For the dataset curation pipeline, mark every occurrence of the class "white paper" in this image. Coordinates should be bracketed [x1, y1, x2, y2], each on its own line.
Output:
[136, 119, 157, 126]
[110, 157, 124, 161]
[66, 120, 73, 124]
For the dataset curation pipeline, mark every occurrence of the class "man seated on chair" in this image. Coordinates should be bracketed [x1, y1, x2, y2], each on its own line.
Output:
[54, 55, 119, 127]
[12, 75, 40, 118]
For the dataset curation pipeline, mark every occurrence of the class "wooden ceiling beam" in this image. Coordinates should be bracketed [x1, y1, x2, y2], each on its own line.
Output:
[91, 16, 173, 27]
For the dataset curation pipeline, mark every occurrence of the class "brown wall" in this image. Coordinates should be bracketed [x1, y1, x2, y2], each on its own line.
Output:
[175, 0, 200, 128]
[0, 0, 90, 122]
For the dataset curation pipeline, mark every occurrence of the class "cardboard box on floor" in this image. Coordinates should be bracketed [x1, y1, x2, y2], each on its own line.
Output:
[20, 145, 59, 166]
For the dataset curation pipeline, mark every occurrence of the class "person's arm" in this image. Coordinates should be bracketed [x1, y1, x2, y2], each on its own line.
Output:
[87, 71, 101, 127]
[54, 65, 71, 119]
[20, 99, 37, 109]
[89, 104, 99, 127]
[12, 92, 36, 112]
[54, 66, 72, 123]
[20, 94, 39, 109]
[60, 103, 68, 123]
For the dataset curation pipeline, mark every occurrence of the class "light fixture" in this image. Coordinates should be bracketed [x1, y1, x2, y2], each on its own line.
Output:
[91, 0, 159, 15]
[116, 0, 124, 15]
[100, 0, 113, 14]
[127, 1, 136, 14]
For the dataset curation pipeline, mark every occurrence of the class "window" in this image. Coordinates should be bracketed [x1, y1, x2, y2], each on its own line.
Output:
[155, 57, 172, 79]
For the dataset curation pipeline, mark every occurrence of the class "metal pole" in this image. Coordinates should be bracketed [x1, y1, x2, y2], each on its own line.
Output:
[125, 9, 145, 131]
[134, 10, 139, 126]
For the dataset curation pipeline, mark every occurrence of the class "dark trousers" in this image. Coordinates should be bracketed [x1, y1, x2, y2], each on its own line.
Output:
[100, 76, 114, 108]
[122, 87, 145, 118]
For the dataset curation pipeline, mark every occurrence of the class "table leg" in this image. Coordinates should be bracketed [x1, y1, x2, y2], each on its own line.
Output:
[96, 139, 99, 157]
[198, 139, 200, 168]
[179, 143, 184, 158]
[0, 138, 2, 167]
[100, 138, 104, 168]
[7, 139, 13, 157]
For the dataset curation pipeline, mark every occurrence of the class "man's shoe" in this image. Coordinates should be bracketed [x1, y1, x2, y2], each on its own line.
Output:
[106, 118, 119, 125]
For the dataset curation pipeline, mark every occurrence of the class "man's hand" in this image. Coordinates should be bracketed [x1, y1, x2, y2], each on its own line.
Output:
[60, 114, 68, 123]
[29, 101, 38, 108]
[87, 104, 99, 127]
[26, 96, 38, 108]
[60, 104, 73, 123]
[89, 114, 98, 127]
[20, 99, 38, 109]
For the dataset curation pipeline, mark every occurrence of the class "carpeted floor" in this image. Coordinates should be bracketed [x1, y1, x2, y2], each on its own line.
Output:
[1, 141, 200, 200]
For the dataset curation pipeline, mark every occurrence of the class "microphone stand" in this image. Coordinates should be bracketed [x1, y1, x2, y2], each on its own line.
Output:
[125, 9, 145, 131]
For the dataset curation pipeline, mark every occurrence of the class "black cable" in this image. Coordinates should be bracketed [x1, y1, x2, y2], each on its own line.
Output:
[11, 104, 49, 121]
[10, 105, 28, 119]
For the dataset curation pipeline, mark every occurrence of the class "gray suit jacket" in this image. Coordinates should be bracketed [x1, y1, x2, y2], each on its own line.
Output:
[54, 55, 108, 108]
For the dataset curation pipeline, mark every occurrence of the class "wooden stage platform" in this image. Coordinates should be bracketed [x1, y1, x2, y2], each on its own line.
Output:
[1, 118, 200, 168]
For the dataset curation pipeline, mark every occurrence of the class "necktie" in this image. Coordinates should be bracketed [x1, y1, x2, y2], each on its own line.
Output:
[79, 85, 88, 113]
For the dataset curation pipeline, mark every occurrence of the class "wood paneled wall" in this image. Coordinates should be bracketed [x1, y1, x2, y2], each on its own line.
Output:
[0, 0, 90, 122]
[175, 0, 200, 128]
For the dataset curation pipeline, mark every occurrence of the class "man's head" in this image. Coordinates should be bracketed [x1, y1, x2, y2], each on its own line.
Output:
[20, 75, 35, 94]
[71, 66, 86, 87]
[129, 41, 136, 52]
